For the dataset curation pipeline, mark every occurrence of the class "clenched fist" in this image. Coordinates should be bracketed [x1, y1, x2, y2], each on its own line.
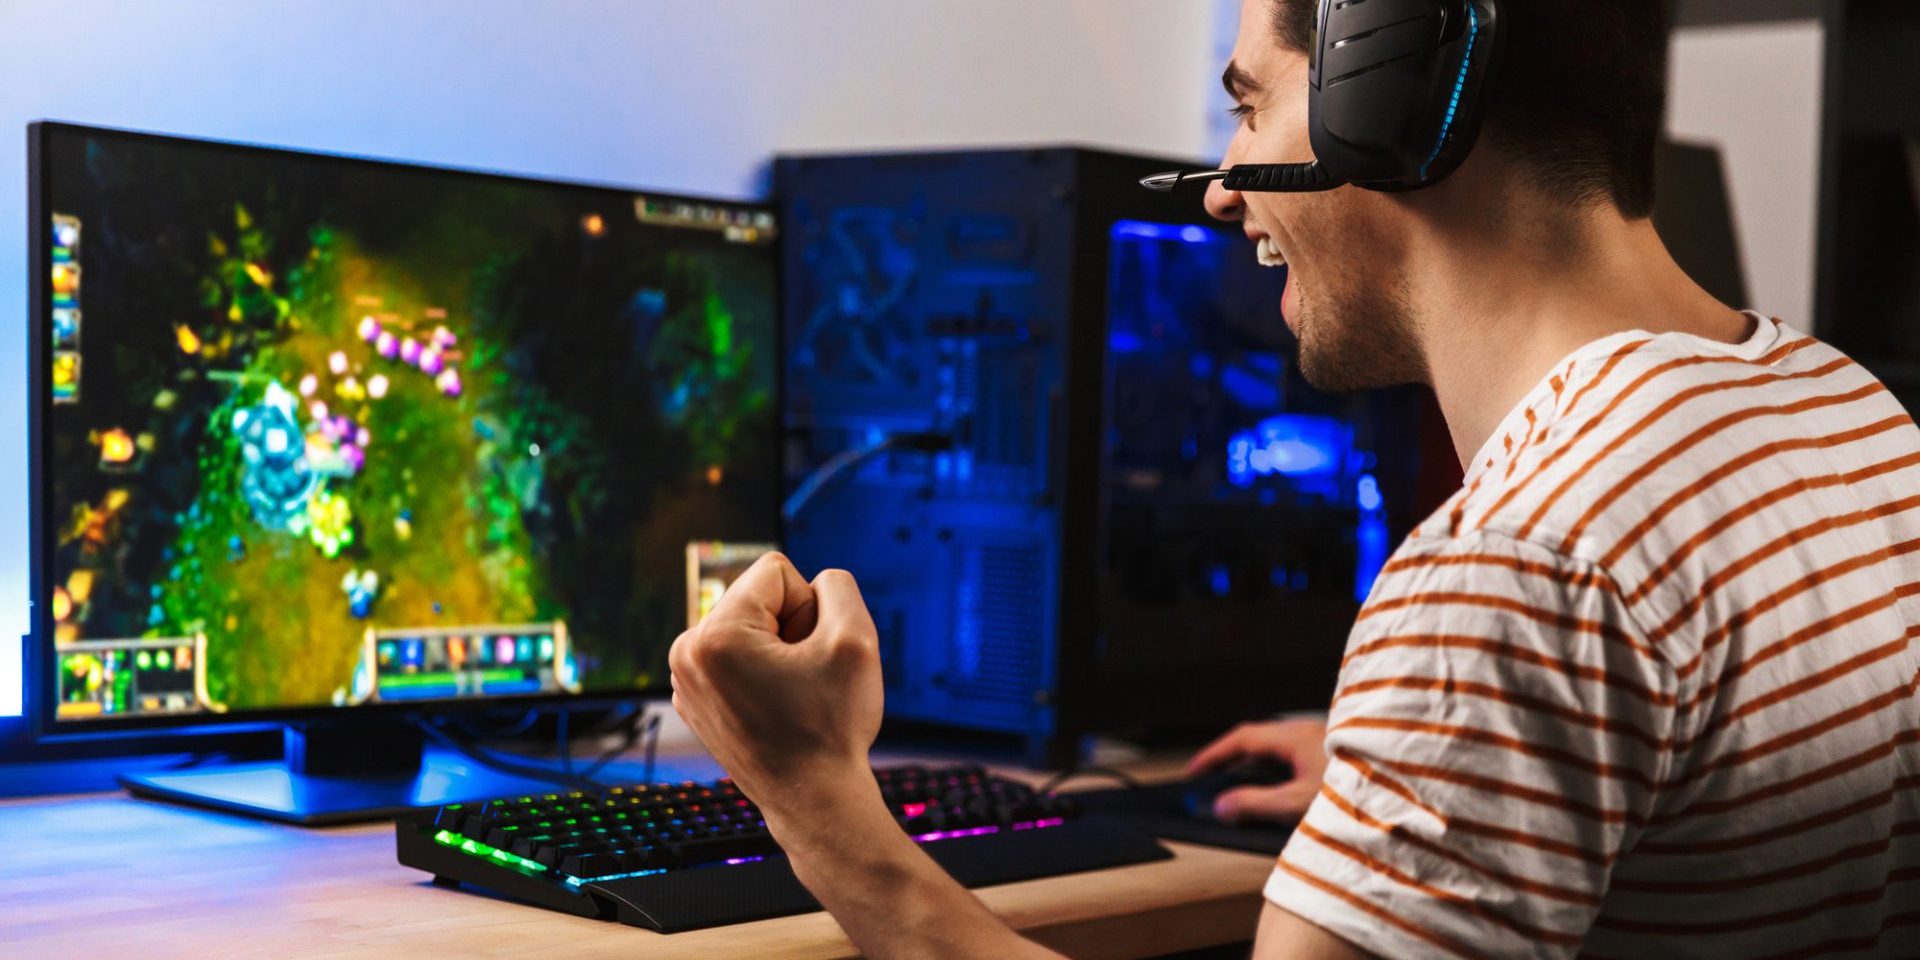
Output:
[667, 553, 885, 820]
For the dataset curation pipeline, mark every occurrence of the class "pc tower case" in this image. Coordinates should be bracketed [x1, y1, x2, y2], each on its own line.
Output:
[776, 148, 1439, 766]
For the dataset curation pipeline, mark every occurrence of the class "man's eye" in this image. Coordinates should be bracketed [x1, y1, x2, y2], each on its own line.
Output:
[1227, 103, 1256, 130]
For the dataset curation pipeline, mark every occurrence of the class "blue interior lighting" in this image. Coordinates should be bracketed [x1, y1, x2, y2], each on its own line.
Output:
[1354, 473, 1389, 601]
[1419, 2, 1479, 181]
[1111, 220, 1224, 245]
[1226, 414, 1354, 487]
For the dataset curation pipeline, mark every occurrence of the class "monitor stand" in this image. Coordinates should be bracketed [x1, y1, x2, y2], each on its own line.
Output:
[121, 721, 578, 826]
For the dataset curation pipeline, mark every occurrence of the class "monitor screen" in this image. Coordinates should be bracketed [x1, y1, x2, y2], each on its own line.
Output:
[32, 124, 780, 729]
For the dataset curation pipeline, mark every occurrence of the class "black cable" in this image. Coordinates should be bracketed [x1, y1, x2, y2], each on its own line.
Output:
[641, 712, 662, 785]
[579, 707, 662, 784]
[1037, 765, 1142, 795]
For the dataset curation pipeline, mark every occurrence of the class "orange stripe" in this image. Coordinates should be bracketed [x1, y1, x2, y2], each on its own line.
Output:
[1557, 379, 1886, 553]
[1471, 339, 1663, 531]
[1648, 494, 1920, 649]
[1609, 819, 1920, 895]
[1500, 407, 1540, 483]
[1479, 338, 1813, 536]
[1674, 537, 1920, 681]
[1334, 751, 1615, 865]
[1599, 414, 1913, 570]
[1678, 593, 1899, 714]
[1368, 755, 1640, 827]
[1331, 675, 1667, 752]
[1747, 910, 1920, 960]
[1622, 446, 1920, 605]
[1656, 494, 1920, 645]
[1314, 781, 1602, 907]
[1294, 821, 1586, 945]
[1641, 777, 1920, 856]
[1271, 858, 1491, 960]
[1680, 634, 1911, 750]
[1378, 552, 1618, 592]
[1340, 634, 1673, 708]
[1448, 474, 1486, 538]
[1635, 748, 1920, 833]
[1666, 680, 1919, 788]
[1592, 865, 1920, 935]
[1359, 592, 1659, 663]
[1333, 716, 1660, 790]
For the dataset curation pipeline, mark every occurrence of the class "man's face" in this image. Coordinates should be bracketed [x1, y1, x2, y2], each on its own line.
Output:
[1206, 0, 1425, 391]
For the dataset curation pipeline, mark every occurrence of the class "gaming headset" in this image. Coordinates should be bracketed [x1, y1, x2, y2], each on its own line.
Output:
[1143, 0, 1503, 194]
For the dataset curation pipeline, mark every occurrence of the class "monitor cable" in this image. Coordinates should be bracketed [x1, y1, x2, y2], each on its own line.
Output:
[579, 708, 664, 785]
[783, 430, 955, 522]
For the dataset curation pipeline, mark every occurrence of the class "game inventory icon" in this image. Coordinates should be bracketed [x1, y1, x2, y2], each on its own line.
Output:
[631, 194, 773, 243]
[341, 621, 580, 706]
[51, 213, 81, 255]
[52, 308, 80, 351]
[685, 540, 781, 628]
[49, 214, 84, 401]
[51, 351, 80, 404]
[53, 633, 222, 720]
[50, 262, 80, 305]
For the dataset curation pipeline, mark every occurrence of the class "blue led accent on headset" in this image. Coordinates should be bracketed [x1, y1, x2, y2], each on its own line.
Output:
[1419, 2, 1479, 181]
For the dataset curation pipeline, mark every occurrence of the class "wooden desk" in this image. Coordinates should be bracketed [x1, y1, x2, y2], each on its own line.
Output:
[0, 757, 1273, 959]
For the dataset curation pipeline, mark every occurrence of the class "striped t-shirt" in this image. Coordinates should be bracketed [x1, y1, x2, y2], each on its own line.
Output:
[1265, 314, 1920, 959]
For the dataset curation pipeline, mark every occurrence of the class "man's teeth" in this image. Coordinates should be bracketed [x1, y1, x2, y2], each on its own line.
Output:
[1256, 236, 1287, 268]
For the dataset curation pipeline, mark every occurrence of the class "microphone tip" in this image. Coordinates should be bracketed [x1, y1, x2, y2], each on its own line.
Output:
[1139, 171, 1184, 192]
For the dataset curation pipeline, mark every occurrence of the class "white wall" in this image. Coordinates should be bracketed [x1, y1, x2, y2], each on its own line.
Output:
[1668, 19, 1826, 331]
[0, 0, 1217, 715]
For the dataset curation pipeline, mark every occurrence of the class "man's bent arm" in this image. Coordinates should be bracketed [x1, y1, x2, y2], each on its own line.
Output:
[767, 774, 1064, 960]
[770, 774, 1374, 960]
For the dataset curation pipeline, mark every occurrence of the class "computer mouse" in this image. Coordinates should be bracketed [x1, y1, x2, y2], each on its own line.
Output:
[1179, 759, 1295, 820]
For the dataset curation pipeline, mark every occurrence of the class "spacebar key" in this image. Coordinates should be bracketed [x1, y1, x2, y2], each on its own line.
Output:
[669, 833, 783, 866]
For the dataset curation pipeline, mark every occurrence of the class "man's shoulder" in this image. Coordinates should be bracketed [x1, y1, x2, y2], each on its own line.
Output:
[1433, 325, 1895, 563]
[1402, 324, 1919, 666]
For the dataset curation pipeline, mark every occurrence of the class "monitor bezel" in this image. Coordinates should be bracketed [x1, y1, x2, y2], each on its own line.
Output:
[27, 120, 783, 740]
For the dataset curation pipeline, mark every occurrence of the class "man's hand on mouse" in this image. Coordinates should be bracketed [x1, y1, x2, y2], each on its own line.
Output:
[667, 552, 886, 826]
[1185, 717, 1329, 825]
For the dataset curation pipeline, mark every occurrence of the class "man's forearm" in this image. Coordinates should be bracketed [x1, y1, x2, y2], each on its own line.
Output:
[763, 773, 1063, 960]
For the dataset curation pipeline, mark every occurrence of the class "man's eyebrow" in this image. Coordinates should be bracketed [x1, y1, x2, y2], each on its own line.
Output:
[1222, 60, 1263, 100]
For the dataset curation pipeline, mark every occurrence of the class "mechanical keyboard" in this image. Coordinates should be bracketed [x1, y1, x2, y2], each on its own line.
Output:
[395, 763, 1172, 931]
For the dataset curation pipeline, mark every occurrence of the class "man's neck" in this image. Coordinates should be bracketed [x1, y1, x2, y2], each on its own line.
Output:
[1409, 202, 1750, 470]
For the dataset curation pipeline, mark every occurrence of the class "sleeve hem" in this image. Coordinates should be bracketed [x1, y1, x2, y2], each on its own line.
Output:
[1264, 862, 1458, 960]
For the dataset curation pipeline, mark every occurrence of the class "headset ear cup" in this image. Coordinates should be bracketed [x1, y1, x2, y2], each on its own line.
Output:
[1306, 0, 1502, 191]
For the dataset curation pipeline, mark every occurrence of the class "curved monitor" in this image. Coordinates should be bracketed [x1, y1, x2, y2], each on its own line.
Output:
[29, 123, 780, 735]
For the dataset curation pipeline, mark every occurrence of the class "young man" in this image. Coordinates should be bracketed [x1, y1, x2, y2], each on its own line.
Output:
[668, 0, 1920, 956]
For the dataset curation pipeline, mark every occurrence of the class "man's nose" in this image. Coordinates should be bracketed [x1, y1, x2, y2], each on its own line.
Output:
[1204, 179, 1244, 223]
[1204, 131, 1248, 223]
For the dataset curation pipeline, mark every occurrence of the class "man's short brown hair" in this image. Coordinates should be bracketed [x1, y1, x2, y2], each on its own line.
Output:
[1271, 0, 1669, 218]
